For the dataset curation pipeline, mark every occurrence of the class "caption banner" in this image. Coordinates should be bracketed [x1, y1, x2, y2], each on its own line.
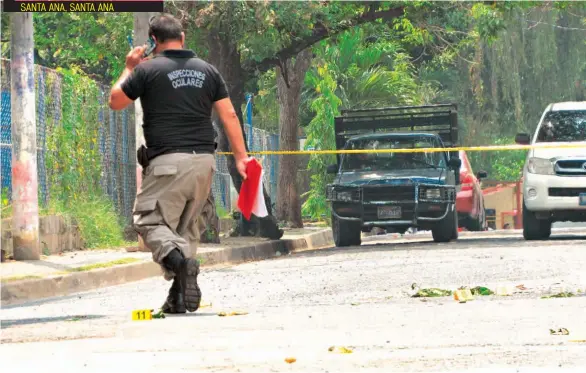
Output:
[2, 0, 164, 12]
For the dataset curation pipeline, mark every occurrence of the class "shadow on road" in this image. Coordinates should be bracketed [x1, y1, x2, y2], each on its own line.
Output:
[1, 314, 105, 329]
[0, 293, 88, 310]
[291, 233, 586, 260]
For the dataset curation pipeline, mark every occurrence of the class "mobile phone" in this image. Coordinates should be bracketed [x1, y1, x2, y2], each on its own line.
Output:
[143, 36, 156, 58]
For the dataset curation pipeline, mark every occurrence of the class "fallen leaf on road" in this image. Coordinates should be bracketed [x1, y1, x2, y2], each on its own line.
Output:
[284, 357, 297, 364]
[496, 285, 514, 296]
[454, 288, 475, 302]
[218, 311, 249, 317]
[550, 328, 570, 336]
[542, 292, 575, 299]
[412, 288, 452, 298]
[470, 286, 494, 296]
[516, 284, 527, 291]
[328, 346, 353, 354]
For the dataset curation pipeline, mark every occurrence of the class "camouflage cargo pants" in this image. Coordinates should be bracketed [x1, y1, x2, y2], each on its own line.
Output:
[133, 152, 215, 280]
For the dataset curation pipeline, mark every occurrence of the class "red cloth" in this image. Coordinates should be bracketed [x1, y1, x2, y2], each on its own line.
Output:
[237, 158, 263, 221]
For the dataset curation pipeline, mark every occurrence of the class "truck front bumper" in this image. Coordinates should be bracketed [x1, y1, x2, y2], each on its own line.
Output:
[523, 172, 586, 211]
[328, 183, 456, 227]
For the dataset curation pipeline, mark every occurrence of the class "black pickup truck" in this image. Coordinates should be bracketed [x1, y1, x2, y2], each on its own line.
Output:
[325, 104, 463, 247]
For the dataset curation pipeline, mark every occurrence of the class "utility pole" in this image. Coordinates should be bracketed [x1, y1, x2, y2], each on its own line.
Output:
[10, 13, 40, 260]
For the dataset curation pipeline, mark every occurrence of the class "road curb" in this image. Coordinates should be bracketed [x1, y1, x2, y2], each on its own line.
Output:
[1, 229, 334, 306]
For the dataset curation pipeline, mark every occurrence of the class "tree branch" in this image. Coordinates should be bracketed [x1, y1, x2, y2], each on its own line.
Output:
[243, 6, 404, 75]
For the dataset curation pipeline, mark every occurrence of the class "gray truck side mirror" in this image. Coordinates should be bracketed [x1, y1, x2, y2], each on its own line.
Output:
[515, 133, 531, 145]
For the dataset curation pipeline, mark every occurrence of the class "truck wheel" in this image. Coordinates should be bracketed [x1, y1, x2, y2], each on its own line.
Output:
[452, 210, 459, 240]
[332, 214, 362, 247]
[522, 201, 551, 240]
[433, 205, 458, 243]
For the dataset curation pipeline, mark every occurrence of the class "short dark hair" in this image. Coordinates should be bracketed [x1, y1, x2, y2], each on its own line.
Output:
[148, 13, 183, 43]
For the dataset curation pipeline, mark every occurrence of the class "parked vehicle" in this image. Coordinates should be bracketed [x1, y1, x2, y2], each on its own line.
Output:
[515, 101, 586, 240]
[325, 104, 463, 246]
[456, 150, 488, 231]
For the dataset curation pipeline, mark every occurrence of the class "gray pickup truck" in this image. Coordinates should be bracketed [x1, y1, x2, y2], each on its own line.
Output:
[326, 104, 463, 247]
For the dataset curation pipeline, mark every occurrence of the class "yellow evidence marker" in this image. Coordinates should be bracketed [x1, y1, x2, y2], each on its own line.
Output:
[132, 309, 153, 321]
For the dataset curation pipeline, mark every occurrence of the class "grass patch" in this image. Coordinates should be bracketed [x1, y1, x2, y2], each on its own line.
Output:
[46, 195, 126, 249]
[216, 203, 232, 219]
[1, 275, 43, 283]
[67, 257, 141, 272]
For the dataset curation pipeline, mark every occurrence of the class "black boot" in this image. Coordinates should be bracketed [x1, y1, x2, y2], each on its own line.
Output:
[163, 249, 202, 313]
[161, 276, 186, 314]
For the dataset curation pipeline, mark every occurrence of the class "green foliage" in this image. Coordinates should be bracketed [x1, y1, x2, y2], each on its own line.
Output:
[46, 196, 125, 249]
[26, 13, 132, 83]
[302, 59, 340, 219]
[301, 28, 421, 218]
[43, 67, 126, 248]
[468, 138, 526, 182]
[251, 70, 279, 132]
[46, 67, 103, 204]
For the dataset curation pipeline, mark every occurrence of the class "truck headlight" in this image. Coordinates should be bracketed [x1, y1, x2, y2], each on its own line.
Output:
[425, 188, 442, 200]
[527, 157, 555, 175]
[328, 188, 360, 202]
[336, 191, 354, 202]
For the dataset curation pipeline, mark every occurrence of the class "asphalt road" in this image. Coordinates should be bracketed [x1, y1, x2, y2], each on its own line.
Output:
[2, 229, 586, 372]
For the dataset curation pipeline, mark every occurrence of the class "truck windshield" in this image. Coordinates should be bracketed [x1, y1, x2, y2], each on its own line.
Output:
[536, 110, 586, 142]
[340, 136, 447, 172]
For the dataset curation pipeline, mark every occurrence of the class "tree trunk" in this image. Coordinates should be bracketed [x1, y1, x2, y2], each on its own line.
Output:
[275, 49, 312, 228]
[206, 27, 283, 240]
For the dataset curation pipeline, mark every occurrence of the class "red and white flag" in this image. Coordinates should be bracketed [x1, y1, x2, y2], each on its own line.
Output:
[237, 158, 268, 220]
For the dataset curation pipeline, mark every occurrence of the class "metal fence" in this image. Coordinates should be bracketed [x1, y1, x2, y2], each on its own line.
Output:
[1, 59, 280, 221]
[1, 59, 136, 222]
[212, 124, 279, 213]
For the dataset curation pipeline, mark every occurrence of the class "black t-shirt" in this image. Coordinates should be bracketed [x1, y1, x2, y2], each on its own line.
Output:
[121, 49, 229, 160]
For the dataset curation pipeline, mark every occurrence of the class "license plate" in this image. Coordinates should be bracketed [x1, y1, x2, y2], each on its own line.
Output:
[378, 206, 401, 219]
[580, 193, 586, 206]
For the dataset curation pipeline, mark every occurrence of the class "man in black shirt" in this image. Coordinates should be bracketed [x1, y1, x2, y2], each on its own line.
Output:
[109, 14, 248, 314]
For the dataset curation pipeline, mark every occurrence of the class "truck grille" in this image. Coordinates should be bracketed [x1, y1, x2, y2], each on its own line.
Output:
[548, 188, 586, 197]
[554, 159, 586, 176]
[362, 185, 415, 202]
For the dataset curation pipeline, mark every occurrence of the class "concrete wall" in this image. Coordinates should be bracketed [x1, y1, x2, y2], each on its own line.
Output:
[1, 215, 84, 260]
[483, 184, 523, 229]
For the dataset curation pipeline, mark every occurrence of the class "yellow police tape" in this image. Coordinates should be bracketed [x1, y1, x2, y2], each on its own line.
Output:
[216, 142, 585, 156]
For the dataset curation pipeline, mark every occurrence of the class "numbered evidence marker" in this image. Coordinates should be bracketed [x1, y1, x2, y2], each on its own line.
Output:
[132, 309, 153, 321]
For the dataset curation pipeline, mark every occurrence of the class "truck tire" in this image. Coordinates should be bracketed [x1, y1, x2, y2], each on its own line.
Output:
[433, 205, 458, 243]
[452, 209, 459, 240]
[332, 214, 362, 247]
[522, 201, 551, 240]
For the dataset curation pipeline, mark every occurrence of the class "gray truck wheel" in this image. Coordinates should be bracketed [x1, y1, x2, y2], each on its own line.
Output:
[432, 206, 458, 243]
[332, 214, 362, 247]
[522, 201, 551, 240]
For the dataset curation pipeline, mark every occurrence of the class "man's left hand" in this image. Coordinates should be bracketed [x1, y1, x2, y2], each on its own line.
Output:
[126, 46, 146, 70]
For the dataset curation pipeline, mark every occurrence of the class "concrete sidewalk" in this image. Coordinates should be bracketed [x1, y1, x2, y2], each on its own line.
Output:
[1, 228, 334, 306]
